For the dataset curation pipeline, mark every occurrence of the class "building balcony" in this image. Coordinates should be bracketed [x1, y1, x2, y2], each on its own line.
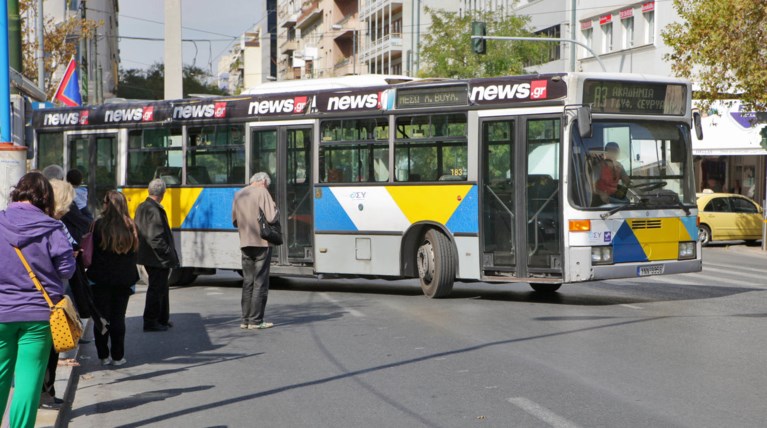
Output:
[333, 58, 356, 76]
[280, 38, 299, 53]
[296, 2, 322, 30]
[360, 0, 402, 20]
[281, 13, 298, 28]
[359, 33, 403, 62]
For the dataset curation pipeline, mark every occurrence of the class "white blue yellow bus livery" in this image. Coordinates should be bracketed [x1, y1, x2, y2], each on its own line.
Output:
[31, 72, 702, 297]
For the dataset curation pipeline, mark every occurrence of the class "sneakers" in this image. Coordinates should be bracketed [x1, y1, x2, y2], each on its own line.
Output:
[39, 395, 64, 410]
[100, 358, 112, 366]
[112, 358, 127, 366]
[248, 322, 274, 330]
[240, 323, 249, 329]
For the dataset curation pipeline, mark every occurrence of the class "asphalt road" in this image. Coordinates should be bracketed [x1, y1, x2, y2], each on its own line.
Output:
[65, 245, 766, 428]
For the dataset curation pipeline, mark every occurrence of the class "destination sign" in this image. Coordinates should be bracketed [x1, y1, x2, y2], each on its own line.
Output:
[396, 85, 468, 109]
[583, 80, 687, 115]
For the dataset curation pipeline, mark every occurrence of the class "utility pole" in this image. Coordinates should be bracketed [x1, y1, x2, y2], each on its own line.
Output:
[37, 0, 45, 92]
[164, 0, 183, 99]
[570, 0, 576, 72]
[80, 1, 89, 104]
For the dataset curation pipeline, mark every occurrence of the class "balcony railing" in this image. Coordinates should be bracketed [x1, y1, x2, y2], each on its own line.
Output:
[360, 33, 402, 61]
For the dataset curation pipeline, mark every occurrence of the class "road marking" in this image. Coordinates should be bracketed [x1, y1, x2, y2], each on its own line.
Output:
[317, 292, 364, 317]
[620, 304, 643, 309]
[703, 266, 766, 282]
[704, 263, 765, 275]
[508, 397, 581, 428]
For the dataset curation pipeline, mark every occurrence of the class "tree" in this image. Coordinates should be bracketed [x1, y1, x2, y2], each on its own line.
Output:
[116, 63, 227, 100]
[19, 0, 101, 99]
[662, 0, 767, 111]
[418, 7, 547, 79]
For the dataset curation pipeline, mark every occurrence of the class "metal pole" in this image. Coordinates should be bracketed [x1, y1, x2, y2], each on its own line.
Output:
[0, 0, 11, 142]
[570, 0, 576, 72]
[37, 0, 45, 92]
[164, 0, 183, 99]
[471, 35, 607, 72]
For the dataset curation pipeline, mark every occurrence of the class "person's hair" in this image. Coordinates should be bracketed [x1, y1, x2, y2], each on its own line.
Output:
[66, 169, 83, 186]
[42, 164, 65, 181]
[10, 172, 55, 217]
[97, 191, 138, 254]
[147, 178, 166, 197]
[605, 142, 620, 151]
[50, 179, 75, 219]
[250, 172, 271, 186]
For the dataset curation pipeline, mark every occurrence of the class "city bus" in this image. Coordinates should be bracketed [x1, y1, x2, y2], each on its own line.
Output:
[30, 72, 703, 297]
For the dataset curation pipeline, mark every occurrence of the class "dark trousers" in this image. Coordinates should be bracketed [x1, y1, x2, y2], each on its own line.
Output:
[92, 286, 131, 360]
[143, 266, 170, 328]
[41, 348, 58, 397]
[241, 246, 271, 324]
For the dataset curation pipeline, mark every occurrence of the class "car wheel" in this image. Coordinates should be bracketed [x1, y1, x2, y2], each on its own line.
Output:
[698, 224, 711, 246]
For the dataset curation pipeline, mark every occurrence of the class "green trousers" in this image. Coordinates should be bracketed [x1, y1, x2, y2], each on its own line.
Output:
[0, 321, 52, 428]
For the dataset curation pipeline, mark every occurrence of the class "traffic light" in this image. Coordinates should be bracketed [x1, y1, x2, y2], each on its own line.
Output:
[472, 21, 487, 55]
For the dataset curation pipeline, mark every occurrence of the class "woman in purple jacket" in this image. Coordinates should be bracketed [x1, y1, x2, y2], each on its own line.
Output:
[0, 172, 75, 428]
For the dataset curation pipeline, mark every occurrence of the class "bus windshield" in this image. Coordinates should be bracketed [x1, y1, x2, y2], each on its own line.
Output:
[569, 120, 695, 209]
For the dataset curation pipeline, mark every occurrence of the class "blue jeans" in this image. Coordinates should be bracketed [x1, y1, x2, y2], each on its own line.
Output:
[241, 246, 271, 325]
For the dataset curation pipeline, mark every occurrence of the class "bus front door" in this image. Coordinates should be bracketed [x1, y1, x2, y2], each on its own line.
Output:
[250, 125, 313, 266]
[480, 117, 562, 280]
[66, 133, 117, 215]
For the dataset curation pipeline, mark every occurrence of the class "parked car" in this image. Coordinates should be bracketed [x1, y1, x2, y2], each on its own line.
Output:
[696, 192, 764, 245]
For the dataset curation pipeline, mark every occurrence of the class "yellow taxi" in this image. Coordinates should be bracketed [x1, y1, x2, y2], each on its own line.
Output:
[696, 192, 764, 245]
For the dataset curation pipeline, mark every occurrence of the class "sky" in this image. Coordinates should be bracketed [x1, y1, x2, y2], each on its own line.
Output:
[118, 0, 267, 74]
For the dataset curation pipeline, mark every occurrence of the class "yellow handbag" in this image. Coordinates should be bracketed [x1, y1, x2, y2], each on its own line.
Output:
[14, 247, 83, 353]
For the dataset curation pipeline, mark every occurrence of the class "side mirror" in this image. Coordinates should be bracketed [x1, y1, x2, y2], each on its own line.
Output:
[577, 106, 592, 138]
[693, 110, 704, 140]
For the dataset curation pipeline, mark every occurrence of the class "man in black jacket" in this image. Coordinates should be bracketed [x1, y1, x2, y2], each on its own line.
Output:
[135, 179, 179, 332]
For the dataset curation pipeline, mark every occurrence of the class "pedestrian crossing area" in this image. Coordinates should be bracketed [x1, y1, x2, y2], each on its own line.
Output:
[604, 262, 766, 289]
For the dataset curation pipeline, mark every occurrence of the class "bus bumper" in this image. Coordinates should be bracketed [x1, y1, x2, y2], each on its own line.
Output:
[591, 259, 702, 281]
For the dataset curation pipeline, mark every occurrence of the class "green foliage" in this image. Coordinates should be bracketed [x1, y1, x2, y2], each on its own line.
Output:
[117, 63, 227, 100]
[662, 0, 767, 111]
[419, 8, 547, 78]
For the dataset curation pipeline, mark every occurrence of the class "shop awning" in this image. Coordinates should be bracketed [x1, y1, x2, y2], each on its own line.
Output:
[693, 100, 767, 156]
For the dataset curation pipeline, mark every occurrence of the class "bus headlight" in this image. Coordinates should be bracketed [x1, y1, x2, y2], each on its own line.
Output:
[678, 241, 696, 260]
[591, 246, 613, 265]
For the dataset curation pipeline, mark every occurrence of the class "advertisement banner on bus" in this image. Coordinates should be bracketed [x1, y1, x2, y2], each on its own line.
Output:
[468, 75, 567, 105]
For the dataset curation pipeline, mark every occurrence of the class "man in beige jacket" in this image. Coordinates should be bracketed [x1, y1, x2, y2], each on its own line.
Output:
[232, 172, 278, 330]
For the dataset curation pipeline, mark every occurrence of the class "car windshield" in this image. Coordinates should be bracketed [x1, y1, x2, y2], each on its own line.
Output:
[569, 120, 695, 209]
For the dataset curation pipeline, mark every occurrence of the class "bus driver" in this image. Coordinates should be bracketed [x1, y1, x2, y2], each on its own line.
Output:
[594, 142, 630, 204]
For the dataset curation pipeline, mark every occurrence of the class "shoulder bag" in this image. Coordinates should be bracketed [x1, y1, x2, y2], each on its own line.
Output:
[258, 208, 283, 246]
[80, 221, 96, 268]
[13, 247, 83, 353]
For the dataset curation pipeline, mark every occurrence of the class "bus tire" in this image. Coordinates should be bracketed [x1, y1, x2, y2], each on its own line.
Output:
[530, 283, 561, 293]
[169, 268, 198, 286]
[698, 224, 711, 246]
[416, 229, 455, 298]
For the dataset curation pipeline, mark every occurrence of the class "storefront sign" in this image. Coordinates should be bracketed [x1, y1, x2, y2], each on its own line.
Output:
[581, 20, 593, 30]
[600, 14, 613, 25]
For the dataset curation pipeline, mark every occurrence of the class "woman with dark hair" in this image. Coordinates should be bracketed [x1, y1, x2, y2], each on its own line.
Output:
[0, 172, 76, 427]
[86, 190, 139, 366]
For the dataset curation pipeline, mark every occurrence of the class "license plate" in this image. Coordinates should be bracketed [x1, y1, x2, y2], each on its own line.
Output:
[638, 264, 665, 276]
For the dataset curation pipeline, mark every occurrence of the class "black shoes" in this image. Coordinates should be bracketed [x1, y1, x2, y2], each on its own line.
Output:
[143, 323, 168, 332]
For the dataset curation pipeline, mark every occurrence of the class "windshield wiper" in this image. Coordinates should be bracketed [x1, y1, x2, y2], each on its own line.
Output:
[600, 199, 648, 219]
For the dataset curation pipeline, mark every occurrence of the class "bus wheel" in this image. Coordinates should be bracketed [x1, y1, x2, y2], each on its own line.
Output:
[698, 224, 711, 246]
[169, 268, 198, 286]
[530, 283, 561, 293]
[416, 229, 455, 298]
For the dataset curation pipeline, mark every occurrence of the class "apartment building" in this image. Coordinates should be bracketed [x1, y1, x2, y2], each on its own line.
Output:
[44, 0, 120, 102]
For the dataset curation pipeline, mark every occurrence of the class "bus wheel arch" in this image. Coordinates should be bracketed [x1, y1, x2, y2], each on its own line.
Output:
[401, 223, 457, 298]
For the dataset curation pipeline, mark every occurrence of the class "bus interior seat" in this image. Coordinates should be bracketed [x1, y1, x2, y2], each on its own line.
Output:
[154, 167, 181, 185]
